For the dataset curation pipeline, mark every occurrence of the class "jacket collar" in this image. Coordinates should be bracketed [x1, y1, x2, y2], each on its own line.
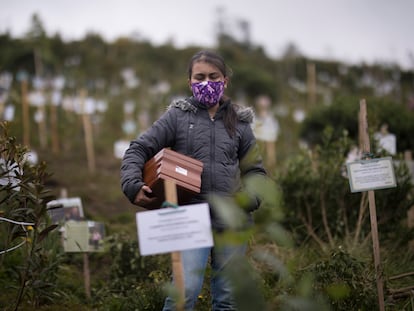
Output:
[168, 97, 254, 123]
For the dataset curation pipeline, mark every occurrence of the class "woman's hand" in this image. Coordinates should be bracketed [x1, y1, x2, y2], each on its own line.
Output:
[134, 185, 157, 207]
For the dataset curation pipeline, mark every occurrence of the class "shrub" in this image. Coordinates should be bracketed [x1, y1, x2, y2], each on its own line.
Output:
[279, 128, 414, 250]
[306, 249, 377, 310]
[92, 233, 170, 311]
[0, 121, 63, 310]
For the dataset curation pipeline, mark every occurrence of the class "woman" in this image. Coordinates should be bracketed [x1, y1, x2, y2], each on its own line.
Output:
[121, 50, 266, 310]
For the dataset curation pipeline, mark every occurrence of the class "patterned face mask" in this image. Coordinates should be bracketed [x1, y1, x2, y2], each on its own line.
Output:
[191, 80, 225, 108]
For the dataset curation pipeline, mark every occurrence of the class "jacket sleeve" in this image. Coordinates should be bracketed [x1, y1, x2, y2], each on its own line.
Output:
[238, 123, 267, 177]
[120, 109, 177, 204]
[238, 123, 267, 212]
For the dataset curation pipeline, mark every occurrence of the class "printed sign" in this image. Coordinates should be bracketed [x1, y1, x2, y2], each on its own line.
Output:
[114, 140, 130, 159]
[47, 197, 84, 224]
[63, 221, 105, 253]
[136, 203, 213, 256]
[346, 157, 397, 192]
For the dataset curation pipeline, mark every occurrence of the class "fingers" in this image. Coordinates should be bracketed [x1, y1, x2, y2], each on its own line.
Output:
[134, 185, 157, 206]
[141, 185, 152, 194]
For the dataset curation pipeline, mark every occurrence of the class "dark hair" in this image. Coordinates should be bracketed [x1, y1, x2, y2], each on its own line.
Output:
[187, 50, 232, 79]
[187, 50, 237, 137]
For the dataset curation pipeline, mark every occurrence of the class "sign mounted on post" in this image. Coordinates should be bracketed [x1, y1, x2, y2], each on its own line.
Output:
[63, 221, 105, 253]
[136, 203, 213, 256]
[346, 157, 397, 193]
[47, 197, 84, 223]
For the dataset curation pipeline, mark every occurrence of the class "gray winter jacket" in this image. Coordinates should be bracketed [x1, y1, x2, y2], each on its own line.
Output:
[120, 97, 266, 229]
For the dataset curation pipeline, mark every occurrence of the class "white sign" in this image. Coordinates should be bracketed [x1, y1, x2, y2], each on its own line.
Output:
[374, 132, 397, 155]
[52, 76, 65, 90]
[28, 91, 46, 107]
[346, 157, 397, 192]
[122, 120, 136, 135]
[47, 197, 84, 223]
[63, 221, 105, 253]
[51, 90, 62, 106]
[0, 158, 22, 190]
[252, 115, 280, 142]
[24, 150, 38, 165]
[113, 140, 130, 159]
[4, 104, 15, 121]
[136, 203, 213, 256]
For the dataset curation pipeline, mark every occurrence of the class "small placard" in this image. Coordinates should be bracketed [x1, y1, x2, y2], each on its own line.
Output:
[114, 139, 130, 159]
[47, 197, 84, 224]
[136, 203, 213, 256]
[175, 166, 188, 176]
[346, 157, 397, 192]
[63, 220, 105, 253]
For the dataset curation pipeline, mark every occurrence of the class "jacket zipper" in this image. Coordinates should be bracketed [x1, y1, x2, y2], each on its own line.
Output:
[187, 113, 194, 155]
[210, 117, 215, 191]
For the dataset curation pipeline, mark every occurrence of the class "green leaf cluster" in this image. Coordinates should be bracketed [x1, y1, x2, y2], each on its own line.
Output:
[0, 121, 63, 310]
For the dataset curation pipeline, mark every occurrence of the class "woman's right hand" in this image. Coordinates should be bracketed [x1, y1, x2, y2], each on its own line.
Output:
[134, 185, 157, 207]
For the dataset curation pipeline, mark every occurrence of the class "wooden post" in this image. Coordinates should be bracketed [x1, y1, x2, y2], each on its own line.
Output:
[0, 99, 5, 120]
[37, 103, 48, 149]
[307, 62, 316, 106]
[60, 188, 91, 299]
[50, 101, 60, 155]
[164, 179, 185, 311]
[359, 99, 385, 311]
[405, 151, 414, 250]
[80, 89, 96, 174]
[21, 79, 30, 147]
[83, 253, 91, 299]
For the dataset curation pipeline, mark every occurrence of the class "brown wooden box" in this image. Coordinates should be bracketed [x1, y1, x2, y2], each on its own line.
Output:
[143, 148, 203, 209]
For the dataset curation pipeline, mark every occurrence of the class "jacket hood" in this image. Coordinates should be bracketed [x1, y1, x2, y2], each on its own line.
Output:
[234, 104, 255, 123]
[168, 97, 255, 123]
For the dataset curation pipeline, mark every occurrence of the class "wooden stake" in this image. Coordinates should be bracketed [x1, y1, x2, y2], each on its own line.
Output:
[359, 99, 385, 311]
[79, 89, 96, 174]
[307, 62, 316, 106]
[60, 188, 91, 299]
[21, 80, 30, 147]
[164, 179, 185, 311]
[50, 102, 59, 155]
[83, 253, 91, 299]
[0, 99, 5, 120]
[37, 104, 48, 149]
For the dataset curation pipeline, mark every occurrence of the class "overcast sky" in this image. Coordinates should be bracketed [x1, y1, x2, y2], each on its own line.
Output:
[1, 0, 413, 69]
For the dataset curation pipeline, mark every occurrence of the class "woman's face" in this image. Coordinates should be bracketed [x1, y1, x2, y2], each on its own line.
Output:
[188, 61, 227, 87]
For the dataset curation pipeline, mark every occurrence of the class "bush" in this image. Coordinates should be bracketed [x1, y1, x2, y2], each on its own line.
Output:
[300, 96, 414, 153]
[92, 233, 170, 311]
[279, 128, 414, 250]
[0, 121, 63, 310]
[307, 249, 377, 310]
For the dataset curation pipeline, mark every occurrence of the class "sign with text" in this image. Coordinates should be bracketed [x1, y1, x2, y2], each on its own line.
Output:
[136, 203, 213, 256]
[346, 157, 397, 192]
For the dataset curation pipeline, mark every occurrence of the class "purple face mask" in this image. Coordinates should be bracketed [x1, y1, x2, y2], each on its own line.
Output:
[191, 80, 225, 108]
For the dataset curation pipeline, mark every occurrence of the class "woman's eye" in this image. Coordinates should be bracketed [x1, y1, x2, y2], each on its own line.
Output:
[209, 74, 220, 80]
[192, 73, 221, 81]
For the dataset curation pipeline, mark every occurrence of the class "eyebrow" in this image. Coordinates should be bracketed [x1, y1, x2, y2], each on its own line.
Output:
[192, 72, 221, 78]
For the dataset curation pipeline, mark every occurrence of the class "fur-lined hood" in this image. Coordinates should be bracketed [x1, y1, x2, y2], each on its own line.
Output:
[168, 97, 255, 123]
